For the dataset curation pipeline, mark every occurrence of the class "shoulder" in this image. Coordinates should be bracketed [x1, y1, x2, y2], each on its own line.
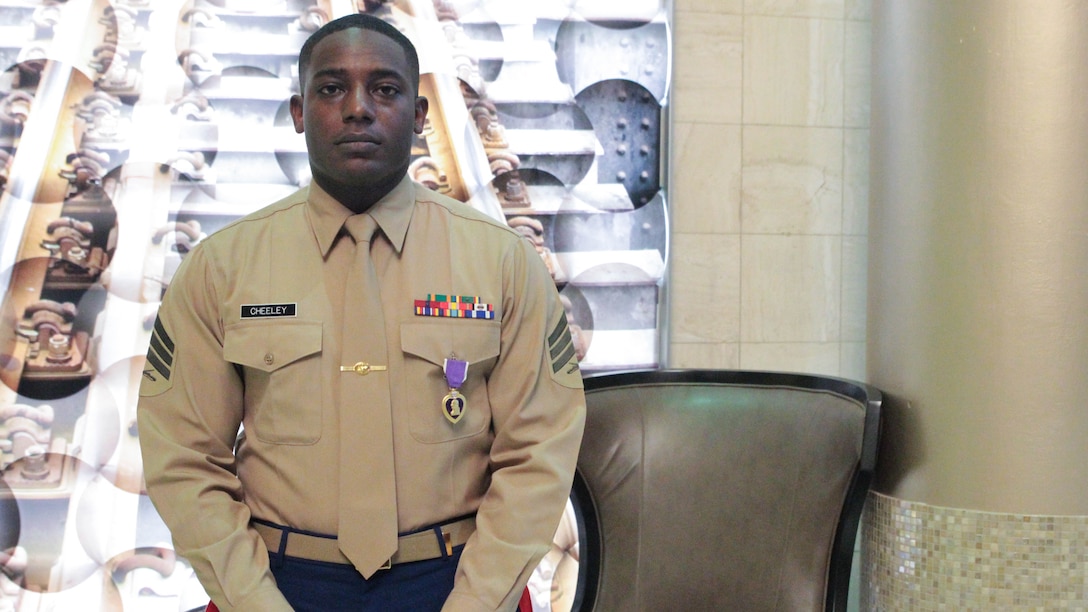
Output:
[409, 185, 550, 284]
[200, 187, 309, 247]
[412, 183, 520, 239]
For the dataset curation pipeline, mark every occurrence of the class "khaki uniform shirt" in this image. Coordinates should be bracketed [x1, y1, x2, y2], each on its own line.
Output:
[138, 176, 586, 612]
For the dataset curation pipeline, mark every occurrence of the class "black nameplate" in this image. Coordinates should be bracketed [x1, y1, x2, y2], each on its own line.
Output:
[240, 303, 297, 318]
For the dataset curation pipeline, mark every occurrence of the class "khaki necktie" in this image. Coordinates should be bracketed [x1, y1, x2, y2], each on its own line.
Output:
[338, 213, 397, 578]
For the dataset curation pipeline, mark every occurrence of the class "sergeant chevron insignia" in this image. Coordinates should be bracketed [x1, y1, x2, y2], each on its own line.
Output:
[546, 311, 582, 389]
[140, 316, 175, 397]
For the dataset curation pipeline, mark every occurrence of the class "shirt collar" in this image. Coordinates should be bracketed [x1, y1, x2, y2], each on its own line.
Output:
[306, 174, 416, 256]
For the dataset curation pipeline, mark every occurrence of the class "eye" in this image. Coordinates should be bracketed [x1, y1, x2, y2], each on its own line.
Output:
[375, 84, 400, 97]
[316, 82, 343, 96]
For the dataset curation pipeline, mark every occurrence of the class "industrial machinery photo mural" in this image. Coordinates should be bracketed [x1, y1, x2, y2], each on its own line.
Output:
[0, 0, 671, 609]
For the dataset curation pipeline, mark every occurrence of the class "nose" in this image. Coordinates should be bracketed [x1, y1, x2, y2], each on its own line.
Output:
[343, 85, 373, 122]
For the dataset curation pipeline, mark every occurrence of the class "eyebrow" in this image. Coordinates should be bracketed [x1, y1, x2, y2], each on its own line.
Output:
[308, 67, 410, 86]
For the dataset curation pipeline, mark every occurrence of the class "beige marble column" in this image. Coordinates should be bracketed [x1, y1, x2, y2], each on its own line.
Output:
[865, 0, 1088, 608]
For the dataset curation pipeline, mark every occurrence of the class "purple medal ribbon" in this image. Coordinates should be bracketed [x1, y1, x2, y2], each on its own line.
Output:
[444, 358, 467, 389]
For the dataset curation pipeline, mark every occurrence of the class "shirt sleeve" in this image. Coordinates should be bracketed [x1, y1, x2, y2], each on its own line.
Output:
[443, 237, 587, 611]
[137, 246, 292, 612]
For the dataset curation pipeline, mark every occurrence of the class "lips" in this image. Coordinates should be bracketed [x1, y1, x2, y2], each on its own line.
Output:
[336, 133, 379, 146]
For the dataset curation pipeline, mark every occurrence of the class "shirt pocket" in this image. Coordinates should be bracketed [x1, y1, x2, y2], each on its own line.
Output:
[400, 321, 499, 443]
[223, 320, 323, 445]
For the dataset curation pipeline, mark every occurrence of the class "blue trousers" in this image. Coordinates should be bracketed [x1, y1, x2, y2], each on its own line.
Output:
[269, 545, 463, 611]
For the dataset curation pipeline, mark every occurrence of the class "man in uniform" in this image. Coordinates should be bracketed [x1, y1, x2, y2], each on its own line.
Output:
[137, 13, 585, 612]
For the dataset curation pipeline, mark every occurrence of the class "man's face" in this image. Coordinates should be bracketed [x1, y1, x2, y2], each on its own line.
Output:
[290, 28, 427, 202]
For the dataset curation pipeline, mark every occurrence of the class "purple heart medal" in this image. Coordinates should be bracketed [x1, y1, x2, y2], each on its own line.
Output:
[442, 356, 468, 424]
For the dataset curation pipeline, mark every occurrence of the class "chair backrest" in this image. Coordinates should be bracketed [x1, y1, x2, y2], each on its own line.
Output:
[570, 369, 882, 612]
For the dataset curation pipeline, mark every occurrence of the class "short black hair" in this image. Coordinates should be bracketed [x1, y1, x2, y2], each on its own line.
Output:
[297, 13, 421, 92]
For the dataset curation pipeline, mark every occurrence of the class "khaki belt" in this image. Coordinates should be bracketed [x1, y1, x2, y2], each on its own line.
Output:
[253, 517, 475, 568]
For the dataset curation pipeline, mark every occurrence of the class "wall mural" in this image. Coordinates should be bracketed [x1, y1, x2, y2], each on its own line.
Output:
[0, 0, 670, 610]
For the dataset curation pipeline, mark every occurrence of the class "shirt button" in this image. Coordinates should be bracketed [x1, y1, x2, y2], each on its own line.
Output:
[264, 352, 274, 365]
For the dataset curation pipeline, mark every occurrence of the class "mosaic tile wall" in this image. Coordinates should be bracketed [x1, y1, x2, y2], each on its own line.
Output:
[862, 491, 1088, 610]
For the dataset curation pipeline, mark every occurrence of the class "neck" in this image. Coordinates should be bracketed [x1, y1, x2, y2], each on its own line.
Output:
[312, 171, 404, 214]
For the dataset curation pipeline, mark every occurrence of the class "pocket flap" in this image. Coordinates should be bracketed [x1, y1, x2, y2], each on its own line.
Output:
[401, 321, 499, 366]
[224, 321, 322, 372]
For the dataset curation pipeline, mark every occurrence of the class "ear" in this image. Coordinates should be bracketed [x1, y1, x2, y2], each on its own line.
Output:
[289, 94, 305, 134]
[413, 95, 429, 134]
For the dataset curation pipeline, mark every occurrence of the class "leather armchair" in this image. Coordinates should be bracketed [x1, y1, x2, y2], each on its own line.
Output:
[567, 369, 882, 612]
